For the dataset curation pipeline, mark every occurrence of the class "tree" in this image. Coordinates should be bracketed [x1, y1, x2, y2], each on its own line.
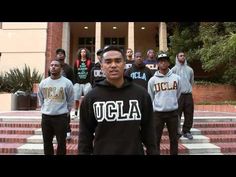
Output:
[167, 22, 202, 65]
[197, 22, 236, 85]
[168, 22, 236, 85]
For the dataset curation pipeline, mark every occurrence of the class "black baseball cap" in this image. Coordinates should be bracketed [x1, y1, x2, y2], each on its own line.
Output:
[157, 53, 169, 61]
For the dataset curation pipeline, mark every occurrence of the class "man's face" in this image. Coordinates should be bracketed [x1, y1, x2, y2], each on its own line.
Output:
[158, 58, 170, 70]
[126, 49, 133, 58]
[50, 60, 61, 76]
[101, 51, 125, 81]
[177, 52, 185, 64]
[56, 52, 65, 61]
[134, 52, 143, 65]
[147, 50, 155, 59]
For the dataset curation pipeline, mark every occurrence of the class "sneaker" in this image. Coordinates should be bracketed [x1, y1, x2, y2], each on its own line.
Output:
[71, 114, 78, 120]
[66, 132, 71, 141]
[183, 132, 193, 140]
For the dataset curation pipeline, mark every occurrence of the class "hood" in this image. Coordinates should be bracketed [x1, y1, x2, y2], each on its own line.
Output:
[154, 69, 172, 77]
[175, 55, 187, 67]
[95, 76, 133, 89]
[95, 62, 101, 67]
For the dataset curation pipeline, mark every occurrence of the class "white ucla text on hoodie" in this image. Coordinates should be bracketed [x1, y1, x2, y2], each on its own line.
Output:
[148, 69, 181, 112]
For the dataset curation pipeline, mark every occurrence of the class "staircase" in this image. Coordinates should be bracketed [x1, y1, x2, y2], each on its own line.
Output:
[0, 111, 236, 155]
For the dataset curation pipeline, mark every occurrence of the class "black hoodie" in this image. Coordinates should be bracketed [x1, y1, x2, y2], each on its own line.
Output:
[78, 77, 157, 155]
[90, 62, 106, 87]
[125, 63, 153, 90]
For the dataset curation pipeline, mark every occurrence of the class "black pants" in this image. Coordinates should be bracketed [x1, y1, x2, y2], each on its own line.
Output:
[67, 113, 71, 133]
[154, 111, 178, 155]
[41, 114, 67, 155]
[178, 93, 194, 134]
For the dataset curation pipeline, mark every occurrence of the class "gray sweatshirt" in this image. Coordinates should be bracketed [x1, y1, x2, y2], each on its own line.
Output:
[171, 56, 194, 93]
[148, 69, 181, 112]
[38, 76, 74, 115]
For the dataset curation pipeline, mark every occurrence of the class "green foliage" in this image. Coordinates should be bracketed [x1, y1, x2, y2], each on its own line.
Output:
[168, 22, 202, 65]
[197, 22, 236, 85]
[222, 66, 236, 85]
[0, 73, 11, 92]
[2, 64, 43, 93]
[168, 22, 236, 85]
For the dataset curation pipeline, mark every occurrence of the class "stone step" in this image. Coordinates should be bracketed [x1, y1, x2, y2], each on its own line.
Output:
[26, 135, 78, 144]
[191, 117, 236, 122]
[16, 143, 78, 155]
[162, 128, 201, 136]
[179, 135, 210, 144]
[198, 127, 236, 135]
[193, 122, 236, 128]
[206, 134, 236, 143]
[17, 144, 44, 154]
[182, 143, 221, 154]
[0, 127, 37, 135]
[160, 144, 188, 155]
[214, 143, 236, 154]
[0, 122, 41, 128]
[0, 122, 79, 128]
[34, 128, 79, 135]
[0, 134, 31, 143]
[0, 142, 24, 154]
[181, 152, 224, 155]
[27, 134, 209, 145]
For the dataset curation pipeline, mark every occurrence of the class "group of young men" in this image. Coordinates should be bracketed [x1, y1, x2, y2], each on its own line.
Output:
[37, 46, 194, 155]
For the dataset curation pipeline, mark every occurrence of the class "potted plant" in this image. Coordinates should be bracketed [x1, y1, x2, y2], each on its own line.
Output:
[4, 64, 43, 110]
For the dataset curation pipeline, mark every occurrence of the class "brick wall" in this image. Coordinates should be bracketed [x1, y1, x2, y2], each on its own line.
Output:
[193, 84, 236, 103]
[45, 22, 63, 77]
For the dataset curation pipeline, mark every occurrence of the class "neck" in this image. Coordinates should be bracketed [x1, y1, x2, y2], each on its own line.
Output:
[127, 57, 132, 60]
[159, 68, 169, 75]
[50, 74, 61, 80]
[106, 78, 124, 88]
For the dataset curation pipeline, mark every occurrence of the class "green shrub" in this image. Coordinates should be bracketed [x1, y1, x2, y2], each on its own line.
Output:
[3, 64, 43, 93]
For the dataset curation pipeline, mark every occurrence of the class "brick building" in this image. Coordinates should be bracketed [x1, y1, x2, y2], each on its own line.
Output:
[0, 22, 168, 77]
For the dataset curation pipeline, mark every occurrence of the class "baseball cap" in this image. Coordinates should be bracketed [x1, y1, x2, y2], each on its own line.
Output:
[157, 53, 169, 60]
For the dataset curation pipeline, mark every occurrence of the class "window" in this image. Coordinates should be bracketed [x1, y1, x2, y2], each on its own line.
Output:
[104, 37, 125, 52]
[78, 37, 95, 62]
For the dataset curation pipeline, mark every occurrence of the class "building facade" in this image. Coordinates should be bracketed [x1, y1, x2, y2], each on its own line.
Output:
[0, 22, 167, 77]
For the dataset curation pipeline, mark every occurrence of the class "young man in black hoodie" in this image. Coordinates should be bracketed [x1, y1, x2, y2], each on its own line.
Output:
[125, 51, 153, 90]
[90, 48, 106, 87]
[78, 45, 157, 155]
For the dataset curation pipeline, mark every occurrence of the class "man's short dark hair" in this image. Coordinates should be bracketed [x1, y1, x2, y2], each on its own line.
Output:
[101, 45, 125, 59]
[56, 48, 66, 56]
[96, 49, 103, 56]
[50, 58, 62, 66]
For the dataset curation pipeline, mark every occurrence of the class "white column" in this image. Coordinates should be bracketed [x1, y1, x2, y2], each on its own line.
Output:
[95, 22, 102, 63]
[128, 22, 135, 52]
[62, 22, 70, 63]
[159, 22, 168, 52]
